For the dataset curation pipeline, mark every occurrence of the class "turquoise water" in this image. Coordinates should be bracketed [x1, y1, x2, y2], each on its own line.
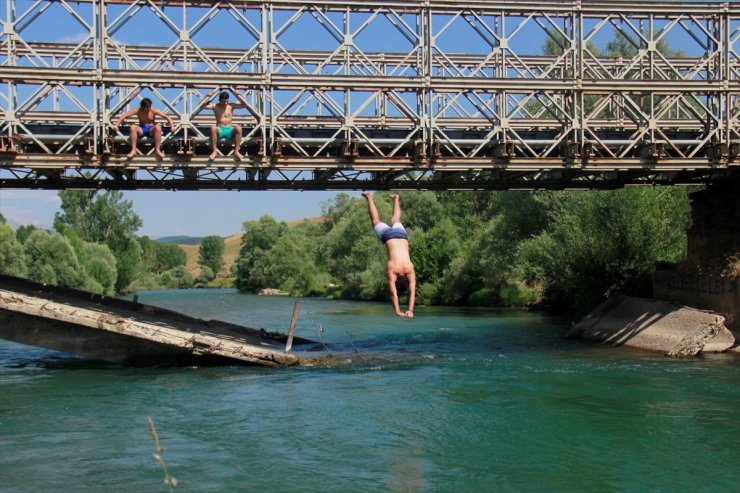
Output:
[1, 289, 738, 492]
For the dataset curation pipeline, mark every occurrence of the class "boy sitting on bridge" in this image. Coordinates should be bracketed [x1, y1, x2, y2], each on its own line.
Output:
[205, 91, 247, 160]
[112, 98, 175, 159]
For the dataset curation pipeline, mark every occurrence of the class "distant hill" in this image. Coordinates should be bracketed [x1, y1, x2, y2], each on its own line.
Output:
[157, 236, 203, 245]
[180, 232, 243, 283]
[179, 216, 324, 285]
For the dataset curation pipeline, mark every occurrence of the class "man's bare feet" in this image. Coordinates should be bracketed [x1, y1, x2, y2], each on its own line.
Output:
[209, 151, 218, 161]
[155, 149, 165, 159]
[361, 191, 373, 199]
[391, 194, 399, 200]
[126, 150, 136, 159]
[234, 151, 243, 160]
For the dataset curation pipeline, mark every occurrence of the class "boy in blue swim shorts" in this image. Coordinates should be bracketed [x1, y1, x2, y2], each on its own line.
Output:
[206, 91, 248, 160]
[362, 192, 416, 318]
[112, 98, 175, 158]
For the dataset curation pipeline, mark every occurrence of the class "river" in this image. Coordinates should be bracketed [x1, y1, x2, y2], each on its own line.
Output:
[1, 289, 738, 492]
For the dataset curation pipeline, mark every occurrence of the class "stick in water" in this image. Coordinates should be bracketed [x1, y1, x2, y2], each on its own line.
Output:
[285, 300, 301, 352]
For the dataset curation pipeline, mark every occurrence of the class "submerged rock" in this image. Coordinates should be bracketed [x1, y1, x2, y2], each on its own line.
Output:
[569, 296, 736, 357]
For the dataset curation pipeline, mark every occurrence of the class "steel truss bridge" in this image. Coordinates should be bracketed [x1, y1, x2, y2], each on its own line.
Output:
[0, 0, 738, 191]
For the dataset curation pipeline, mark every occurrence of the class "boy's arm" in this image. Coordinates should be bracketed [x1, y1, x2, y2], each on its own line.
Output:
[405, 271, 416, 318]
[388, 271, 405, 317]
[153, 109, 176, 129]
[201, 90, 217, 111]
[232, 92, 250, 109]
[112, 109, 136, 130]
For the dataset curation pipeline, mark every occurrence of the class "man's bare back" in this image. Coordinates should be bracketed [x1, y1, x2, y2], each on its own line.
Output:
[385, 239, 414, 277]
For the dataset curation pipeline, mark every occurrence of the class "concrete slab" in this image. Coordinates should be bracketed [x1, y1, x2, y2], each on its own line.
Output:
[569, 296, 736, 357]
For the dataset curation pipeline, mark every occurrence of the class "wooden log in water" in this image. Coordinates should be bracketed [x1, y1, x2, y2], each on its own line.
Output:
[285, 300, 301, 353]
[0, 275, 320, 367]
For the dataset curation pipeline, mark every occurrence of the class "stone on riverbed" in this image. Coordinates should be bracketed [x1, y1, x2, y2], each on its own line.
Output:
[569, 296, 736, 357]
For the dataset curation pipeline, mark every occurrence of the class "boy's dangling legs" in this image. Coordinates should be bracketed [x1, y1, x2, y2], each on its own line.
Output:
[390, 194, 401, 225]
[362, 192, 381, 227]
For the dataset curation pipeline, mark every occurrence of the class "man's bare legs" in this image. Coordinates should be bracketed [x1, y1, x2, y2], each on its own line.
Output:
[152, 125, 165, 158]
[233, 127, 243, 160]
[209, 126, 219, 160]
[362, 192, 380, 226]
[127, 125, 141, 158]
[390, 194, 401, 224]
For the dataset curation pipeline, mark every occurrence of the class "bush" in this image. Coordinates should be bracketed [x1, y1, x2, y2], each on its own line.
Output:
[79, 242, 118, 296]
[15, 224, 37, 244]
[498, 282, 541, 307]
[168, 266, 194, 289]
[198, 266, 215, 283]
[128, 272, 165, 291]
[0, 223, 27, 277]
[516, 188, 691, 314]
[159, 271, 178, 289]
[416, 281, 440, 306]
[23, 230, 84, 289]
[467, 287, 497, 307]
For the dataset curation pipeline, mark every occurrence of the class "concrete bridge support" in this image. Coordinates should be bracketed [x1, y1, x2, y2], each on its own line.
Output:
[654, 180, 740, 335]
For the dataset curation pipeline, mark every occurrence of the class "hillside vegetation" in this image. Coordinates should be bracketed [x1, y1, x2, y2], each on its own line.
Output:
[180, 232, 243, 286]
[179, 217, 324, 287]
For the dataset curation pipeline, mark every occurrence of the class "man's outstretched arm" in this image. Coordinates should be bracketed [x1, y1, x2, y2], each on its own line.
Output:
[388, 272, 406, 317]
[405, 271, 416, 318]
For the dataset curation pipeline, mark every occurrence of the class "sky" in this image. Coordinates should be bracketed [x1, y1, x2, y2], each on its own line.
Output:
[1, 1, 726, 237]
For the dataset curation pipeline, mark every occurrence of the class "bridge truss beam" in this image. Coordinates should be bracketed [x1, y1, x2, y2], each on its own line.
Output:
[0, 0, 738, 190]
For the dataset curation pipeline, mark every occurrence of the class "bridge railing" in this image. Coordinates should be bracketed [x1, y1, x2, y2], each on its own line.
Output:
[0, 0, 737, 189]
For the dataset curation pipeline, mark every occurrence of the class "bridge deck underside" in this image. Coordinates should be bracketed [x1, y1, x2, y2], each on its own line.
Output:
[1, 0, 738, 190]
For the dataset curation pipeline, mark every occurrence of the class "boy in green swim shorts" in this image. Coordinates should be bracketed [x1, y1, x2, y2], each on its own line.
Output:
[206, 91, 247, 160]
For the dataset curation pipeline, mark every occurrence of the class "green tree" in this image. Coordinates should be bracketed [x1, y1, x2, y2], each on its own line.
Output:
[137, 236, 158, 273]
[266, 230, 323, 295]
[113, 235, 143, 292]
[410, 218, 460, 295]
[156, 243, 186, 273]
[54, 190, 143, 293]
[79, 242, 118, 295]
[199, 236, 225, 276]
[517, 187, 690, 314]
[0, 223, 28, 277]
[166, 265, 194, 289]
[15, 224, 37, 244]
[393, 191, 444, 231]
[235, 216, 288, 292]
[54, 190, 142, 250]
[23, 230, 84, 289]
[198, 266, 215, 284]
[137, 237, 186, 275]
[63, 229, 118, 296]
